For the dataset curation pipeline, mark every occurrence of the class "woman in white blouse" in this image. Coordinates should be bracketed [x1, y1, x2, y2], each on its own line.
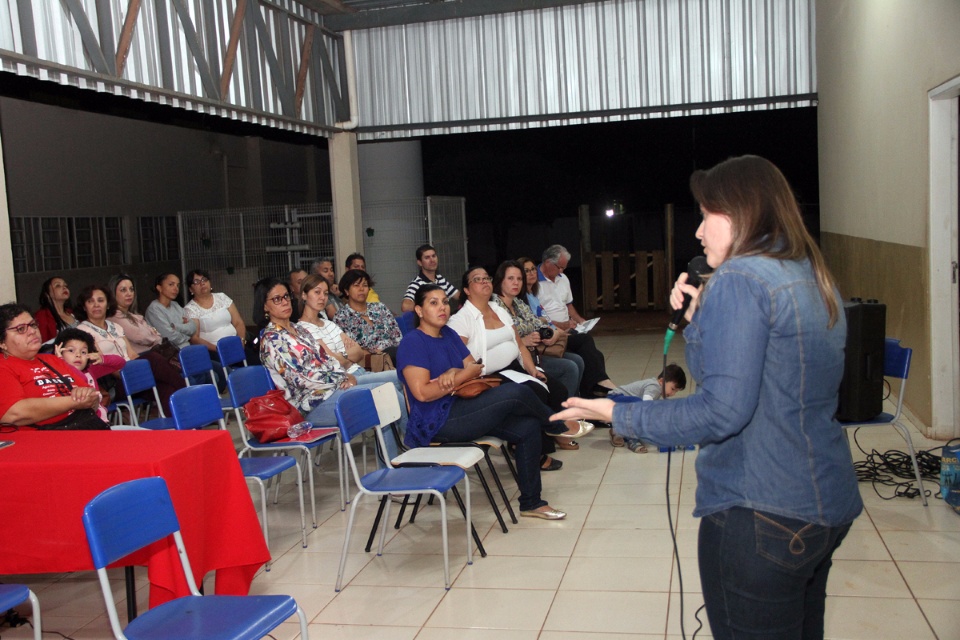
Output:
[295, 274, 364, 374]
[183, 269, 247, 353]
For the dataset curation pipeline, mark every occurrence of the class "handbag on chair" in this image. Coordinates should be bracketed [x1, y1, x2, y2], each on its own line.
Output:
[244, 389, 306, 443]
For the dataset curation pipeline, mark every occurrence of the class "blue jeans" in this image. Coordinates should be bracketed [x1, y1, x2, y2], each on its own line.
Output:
[540, 354, 581, 397]
[561, 351, 585, 392]
[434, 383, 548, 512]
[306, 381, 407, 463]
[698, 507, 852, 640]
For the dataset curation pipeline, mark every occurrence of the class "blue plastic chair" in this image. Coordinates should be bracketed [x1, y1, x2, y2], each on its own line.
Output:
[396, 311, 417, 336]
[841, 338, 927, 506]
[216, 336, 248, 375]
[82, 477, 309, 639]
[0, 584, 41, 640]
[118, 360, 176, 430]
[228, 365, 343, 524]
[178, 345, 232, 412]
[170, 384, 308, 552]
[334, 387, 472, 591]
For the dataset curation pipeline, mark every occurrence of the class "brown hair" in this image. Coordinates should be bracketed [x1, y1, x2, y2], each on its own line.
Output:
[689, 155, 839, 327]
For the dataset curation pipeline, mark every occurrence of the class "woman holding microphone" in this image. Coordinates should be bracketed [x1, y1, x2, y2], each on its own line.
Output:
[551, 155, 862, 639]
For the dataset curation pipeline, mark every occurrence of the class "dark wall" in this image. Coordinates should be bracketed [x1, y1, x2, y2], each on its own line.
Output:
[0, 95, 331, 306]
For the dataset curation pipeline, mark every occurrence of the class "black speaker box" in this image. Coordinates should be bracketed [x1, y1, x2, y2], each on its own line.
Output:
[837, 299, 886, 422]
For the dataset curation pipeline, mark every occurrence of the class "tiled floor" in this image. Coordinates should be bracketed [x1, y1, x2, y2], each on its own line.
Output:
[4, 330, 958, 639]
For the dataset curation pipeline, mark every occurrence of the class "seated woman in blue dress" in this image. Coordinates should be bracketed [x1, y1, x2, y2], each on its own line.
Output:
[396, 284, 567, 520]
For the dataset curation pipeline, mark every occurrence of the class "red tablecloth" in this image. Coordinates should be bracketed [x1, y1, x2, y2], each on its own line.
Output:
[0, 430, 270, 607]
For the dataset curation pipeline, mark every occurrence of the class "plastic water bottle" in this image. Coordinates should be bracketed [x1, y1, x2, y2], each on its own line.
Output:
[287, 421, 313, 438]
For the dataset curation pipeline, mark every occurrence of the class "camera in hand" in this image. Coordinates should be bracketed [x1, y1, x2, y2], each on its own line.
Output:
[537, 326, 554, 340]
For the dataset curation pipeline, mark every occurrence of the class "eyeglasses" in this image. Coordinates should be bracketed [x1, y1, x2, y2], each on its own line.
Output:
[470, 276, 493, 284]
[267, 293, 291, 305]
[523, 267, 537, 273]
[6, 321, 40, 335]
[191, 277, 209, 285]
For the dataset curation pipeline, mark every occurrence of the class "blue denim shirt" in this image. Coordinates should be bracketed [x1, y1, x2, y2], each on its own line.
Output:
[614, 255, 863, 526]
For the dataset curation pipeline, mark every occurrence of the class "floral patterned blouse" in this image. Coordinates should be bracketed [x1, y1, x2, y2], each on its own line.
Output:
[259, 321, 345, 412]
[333, 302, 402, 353]
[492, 294, 551, 338]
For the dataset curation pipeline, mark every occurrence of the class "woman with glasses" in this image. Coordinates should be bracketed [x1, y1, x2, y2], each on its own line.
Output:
[183, 269, 248, 352]
[448, 266, 593, 470]
[520, 256, 615, 397]
[255, 278, 406, 454]
[0, 302, 105, 428]
[333, 269, 402, 364]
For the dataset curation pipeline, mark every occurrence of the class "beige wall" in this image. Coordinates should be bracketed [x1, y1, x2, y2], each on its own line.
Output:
[817, 0, 960, 432]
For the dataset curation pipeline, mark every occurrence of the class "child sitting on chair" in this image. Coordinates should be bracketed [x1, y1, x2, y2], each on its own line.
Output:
[55, 328, 125, 423]
[609, 363, 686, 452]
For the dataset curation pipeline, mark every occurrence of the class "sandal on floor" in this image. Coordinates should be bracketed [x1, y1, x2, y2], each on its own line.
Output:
[556, 438, 579, 450]
[540, 455, 563, 471]
[630, 442, 648, 454]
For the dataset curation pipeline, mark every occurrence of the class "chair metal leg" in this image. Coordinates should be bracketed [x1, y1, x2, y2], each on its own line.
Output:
[124, 567, 137, 622]
[295, 604, 309, 640]
[450, 484, 486, 557]
[394, 494, 412, 529]
[27, 589, 41, 640]
[473, 464, 508, 533]
[365, 496, 388, 553]
[405, 494, 424, 525]
[500, 444, 521, 485]
[483, 448, 518, 524]
[436, 489, 451, 589]
[248, 477, 271, 569]
[377, 497, 394, 555]
[893, 421, 929, 506]
[336, 492, 363, 591]
[292, 459, 308, 548]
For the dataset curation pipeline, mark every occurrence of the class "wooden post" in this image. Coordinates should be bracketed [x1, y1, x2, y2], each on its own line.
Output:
[601, 252, 615, 311]
[635, 250, 650, 310]
[583, 251, 598, 313]
[619, 251, 632, 309]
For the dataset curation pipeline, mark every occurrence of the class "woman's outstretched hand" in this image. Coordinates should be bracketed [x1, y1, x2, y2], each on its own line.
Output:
[550, 397, 615, 424]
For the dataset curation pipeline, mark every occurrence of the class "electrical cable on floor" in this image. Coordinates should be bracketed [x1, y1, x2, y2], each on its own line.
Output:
[850, 428, 945, 502]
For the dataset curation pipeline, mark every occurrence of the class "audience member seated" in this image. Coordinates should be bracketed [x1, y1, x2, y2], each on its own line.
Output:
[448, 266, 592, 464]
[109, 274, 166, 354]
[397, 284, 566, 520]
[345, 253, 381, 303]
[521, 253, 617, 397]
[183, 268, 251, 375]
[35, 276, 78, 343]
[492, 260, 582, 398]
[296, 274, 364, 373]
[310, 257, 343, 320]
[54, 328, 124, 422]
[288, 268, 307, 322]
[334, 269, 402, 363]
[255, 277, 406, 456]
[0, 303, 105, 428]
[145, 272, 198, 349]
[78, 284, 184, 413]
[401, 244, 460, 312]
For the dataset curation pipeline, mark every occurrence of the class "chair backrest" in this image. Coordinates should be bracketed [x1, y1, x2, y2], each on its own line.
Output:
[397, 311, 417, 337]
[336, 388, 392, 483]
[217, 336, 248, 370]
[119, 360, 166, 421]
[371, 383, 403, 425]
[883, 338, 911, 380]
[82, 476, 182, 570]
[228, 365, 275, 407]
[170, 384, 227, 430]
[178, 344, 217, 385]
[883, 337, 911, 418]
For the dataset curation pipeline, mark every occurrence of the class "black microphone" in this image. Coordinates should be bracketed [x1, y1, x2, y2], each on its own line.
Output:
[668, 256, 710, 331]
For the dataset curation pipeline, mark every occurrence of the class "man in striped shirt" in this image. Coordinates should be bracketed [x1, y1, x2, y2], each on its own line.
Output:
[401, 244, 460, 312]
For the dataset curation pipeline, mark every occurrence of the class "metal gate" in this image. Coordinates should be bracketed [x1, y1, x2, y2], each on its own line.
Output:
[177, 203, 335, 323]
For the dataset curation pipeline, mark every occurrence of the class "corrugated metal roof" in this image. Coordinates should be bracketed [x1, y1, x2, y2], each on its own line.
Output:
[350, 0, 815, 139]
[0, 0, 815, 139]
